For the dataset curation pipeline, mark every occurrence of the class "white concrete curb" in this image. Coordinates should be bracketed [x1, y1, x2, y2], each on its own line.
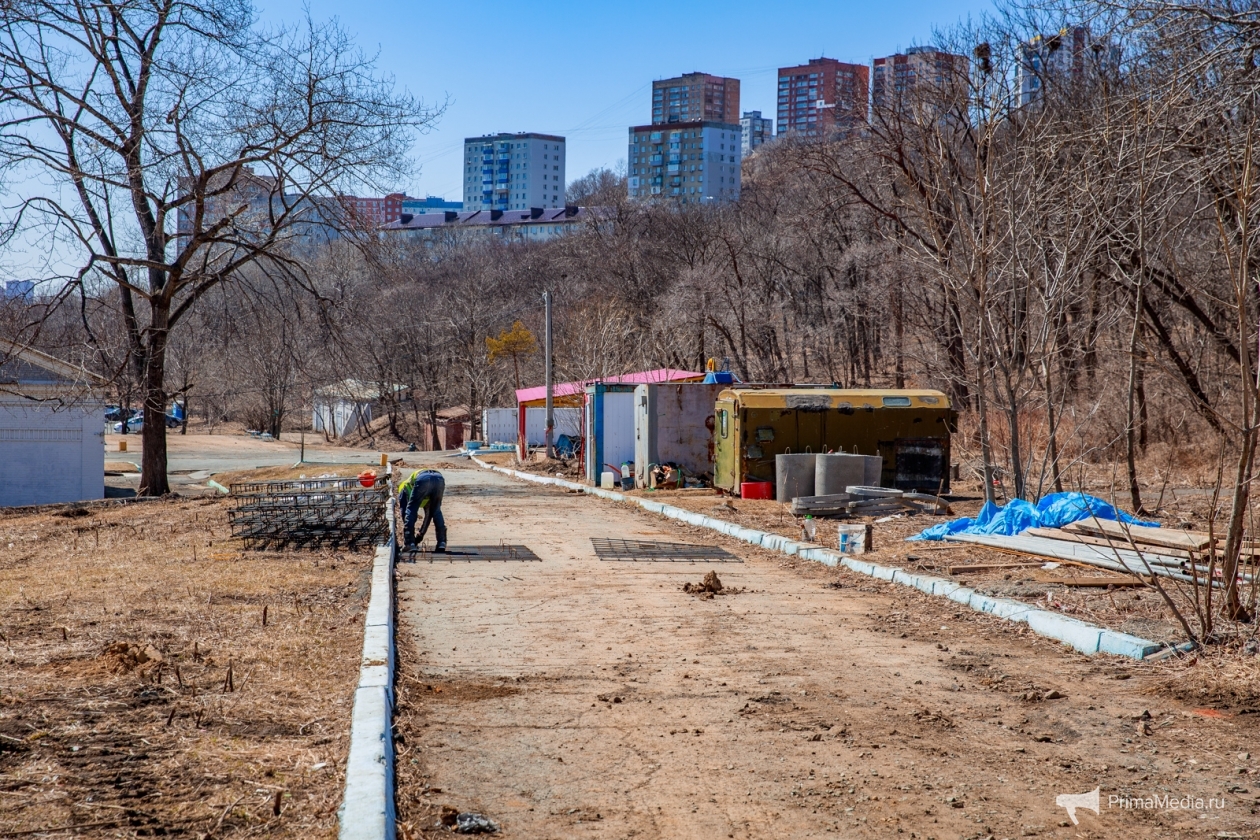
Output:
[471, 456, 1167, 660]
[338, 479, 397, 838]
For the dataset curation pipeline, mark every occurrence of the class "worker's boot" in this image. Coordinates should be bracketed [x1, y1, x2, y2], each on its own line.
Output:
[434, 525, 447, 554]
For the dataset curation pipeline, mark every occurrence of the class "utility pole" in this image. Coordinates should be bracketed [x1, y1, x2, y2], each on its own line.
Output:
[544, 290, 554, 459]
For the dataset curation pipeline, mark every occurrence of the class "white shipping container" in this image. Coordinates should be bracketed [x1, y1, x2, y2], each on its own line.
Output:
[482, 408, 518, 444]
[525, 407, 581, 445]
[485, 407, 583, 446]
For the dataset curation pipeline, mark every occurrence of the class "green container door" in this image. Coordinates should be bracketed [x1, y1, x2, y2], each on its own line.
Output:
[714, 401, 736, 491]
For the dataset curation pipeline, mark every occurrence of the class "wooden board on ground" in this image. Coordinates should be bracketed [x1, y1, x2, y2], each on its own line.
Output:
[949, 562, 1044, 575]
[1023, 527, 1195, 561]
[1034, 572, 1148, 587]
[1064, 517, 1212, 551]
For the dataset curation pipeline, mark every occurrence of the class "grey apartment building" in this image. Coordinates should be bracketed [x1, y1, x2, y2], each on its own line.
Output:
[740, 110, 773, 155]
[627, 122, 742, 202]
[630, 72, 743, 203]
[462, 133, 566, 212]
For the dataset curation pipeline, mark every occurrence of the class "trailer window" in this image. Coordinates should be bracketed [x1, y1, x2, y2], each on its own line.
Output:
[882, 396, 912, 407]
[718, 409, 729, 438]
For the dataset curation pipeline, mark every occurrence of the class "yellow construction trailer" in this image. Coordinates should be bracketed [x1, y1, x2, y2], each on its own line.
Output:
[712, 388, 956, 493]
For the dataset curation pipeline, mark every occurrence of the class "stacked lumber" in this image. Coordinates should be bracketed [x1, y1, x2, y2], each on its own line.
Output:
[789, 487, 952, 518]
[790, 492, 853, 516]
[946, 516, 1256, 589]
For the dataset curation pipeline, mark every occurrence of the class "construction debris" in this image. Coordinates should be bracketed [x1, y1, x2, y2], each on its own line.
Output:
[789, 488, 950, 518]
[227, 476, 390, 550]
[1065, 517, 1211, 551]
[947, 561, 1043, 575]
[945, 531, 1255, 588]
[683, 571, 745, 599]
[1032, 573, 1148, 588]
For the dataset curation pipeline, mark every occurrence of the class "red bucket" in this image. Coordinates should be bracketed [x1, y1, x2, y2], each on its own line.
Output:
[358, 470, 377, 488]
[740, 480, 773, 500]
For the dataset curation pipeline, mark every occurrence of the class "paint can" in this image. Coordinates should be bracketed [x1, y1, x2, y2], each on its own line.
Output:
[837, 523, 872, 554]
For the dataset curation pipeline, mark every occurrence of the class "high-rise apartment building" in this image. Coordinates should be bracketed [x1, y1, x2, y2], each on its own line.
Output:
[652, 73, 740, 125]
[462, 133, 566, 212]
[1017, 27, 1120, 107]
[871, 47, 969, 114]
[740, 111, 773, 155]
[776, 58, 869, 138]
[627, 122, 742, 203]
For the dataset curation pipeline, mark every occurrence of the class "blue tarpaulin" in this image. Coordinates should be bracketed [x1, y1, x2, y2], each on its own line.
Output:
[908, 492, 1159, 541]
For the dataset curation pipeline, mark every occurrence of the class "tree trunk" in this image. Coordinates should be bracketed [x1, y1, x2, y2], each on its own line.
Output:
[1043, 362, 1064, 494]
[139, 314, 171, 496]
[1125, 290, 1144, 514]
[893, 278, 905, 389]
[1220, 427, 1256, 622]
[1003, 374, 1025, 500]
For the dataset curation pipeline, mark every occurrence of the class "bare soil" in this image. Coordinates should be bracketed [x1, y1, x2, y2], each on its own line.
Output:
[0, 495, 371, 837]
[619, 471, 1260, 648]
[393, 466, 1260, 839]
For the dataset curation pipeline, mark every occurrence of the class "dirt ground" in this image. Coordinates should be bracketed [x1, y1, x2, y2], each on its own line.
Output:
[0, 496, 371, 837]
[394, 465, 1260, 839]
[475, 451, 1245, 646]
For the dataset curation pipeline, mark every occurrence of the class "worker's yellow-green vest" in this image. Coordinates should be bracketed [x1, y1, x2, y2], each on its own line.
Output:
[398, 470, 430, 507]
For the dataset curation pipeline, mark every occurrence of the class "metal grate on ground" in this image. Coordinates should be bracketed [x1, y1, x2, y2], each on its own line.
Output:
[591, 538, 740, 563]
[228, 481, 389, 550]
[402, 545, 541, 563]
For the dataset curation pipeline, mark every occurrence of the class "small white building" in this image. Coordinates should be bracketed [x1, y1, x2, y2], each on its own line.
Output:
[312, 379, 405, 438]
[0, 343, 105, 507]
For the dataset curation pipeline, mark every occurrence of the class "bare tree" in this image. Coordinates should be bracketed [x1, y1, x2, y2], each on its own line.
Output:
[0, 0, 435, 493]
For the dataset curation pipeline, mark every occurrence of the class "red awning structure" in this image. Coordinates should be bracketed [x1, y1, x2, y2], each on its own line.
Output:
[513, 368, 704, 458]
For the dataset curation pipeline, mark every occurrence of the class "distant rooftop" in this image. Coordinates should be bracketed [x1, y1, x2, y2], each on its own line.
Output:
[381, 206, 604, 232]
[464, 131, 565, 144]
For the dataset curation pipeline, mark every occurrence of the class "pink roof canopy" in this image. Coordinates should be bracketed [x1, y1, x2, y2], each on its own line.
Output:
[515, 368, 704, 405]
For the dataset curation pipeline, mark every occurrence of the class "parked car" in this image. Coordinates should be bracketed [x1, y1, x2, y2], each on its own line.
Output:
[112, 416, 143, 433]
[104, 405, 136, 422]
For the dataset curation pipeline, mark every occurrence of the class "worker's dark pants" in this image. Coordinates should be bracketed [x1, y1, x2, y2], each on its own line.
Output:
[402, 472, 446, 547]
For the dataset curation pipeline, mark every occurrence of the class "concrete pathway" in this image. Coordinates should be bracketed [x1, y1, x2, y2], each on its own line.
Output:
[396, 466, 1257, 839]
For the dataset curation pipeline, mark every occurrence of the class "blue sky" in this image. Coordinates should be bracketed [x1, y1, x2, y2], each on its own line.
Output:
[257, 0, 994, 202]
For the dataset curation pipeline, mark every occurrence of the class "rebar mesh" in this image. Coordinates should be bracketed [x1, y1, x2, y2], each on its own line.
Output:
[228, 479, 389, 550]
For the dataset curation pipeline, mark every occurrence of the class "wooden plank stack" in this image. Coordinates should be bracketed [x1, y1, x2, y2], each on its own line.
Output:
[789, 487, 952, 518]
[947, 516, 1257, 588]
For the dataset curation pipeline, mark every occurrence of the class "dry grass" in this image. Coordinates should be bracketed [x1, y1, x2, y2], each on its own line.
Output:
[1152, 646, 1260, 709]
[0, 496, 371, 837]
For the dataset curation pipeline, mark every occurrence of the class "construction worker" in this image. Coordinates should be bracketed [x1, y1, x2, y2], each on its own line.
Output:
[398, 468, 446, 552]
